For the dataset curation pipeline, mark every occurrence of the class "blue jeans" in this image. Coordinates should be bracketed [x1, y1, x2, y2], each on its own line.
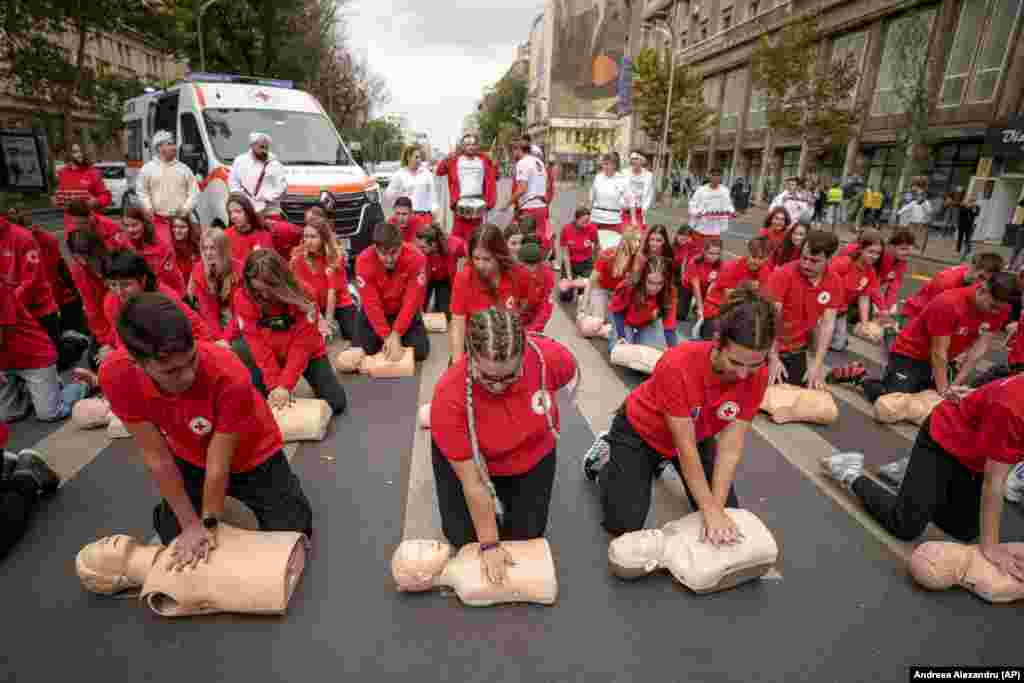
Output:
[1, 365, 88, 422]
[608, 313, 667, 354]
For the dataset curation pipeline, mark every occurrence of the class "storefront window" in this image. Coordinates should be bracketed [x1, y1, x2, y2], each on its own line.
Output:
[863, 146, 905, 197]
[940, 0, 1022, 106]
[780, 149, 800, 180]
[873, 8, 937, 115]
[928, 142, 982, 201]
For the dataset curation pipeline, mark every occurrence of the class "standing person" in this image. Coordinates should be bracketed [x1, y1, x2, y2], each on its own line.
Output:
[517, 236, 555, 333]
[136, 131, 199, 246]
[895, 177, 932, 247]
[590, 153, 628, 233]
[608, 255, 678, 350]
[98, 293, 314, 554]
[506, 141, 550, 249]
[862, 273, 1016, 404]
[429, 307, 578, 569]
[170, 213, 201, 292]
[588, 285, 774, 540]
[354, 222, 431, 362]
[760, 207, 791, 254]
[190, 228, 243, 345]
[587, 228, 642, 322]
[66, 228, 116, 365]
[416, 222, 465, 320]
[769, 220, 808, 269]
[384, 146, 438, 222]
[449, 224, 541, 361]
[828, 229, 891, 351]
[232, 250, 347, 414]
[291, 208, 356, 343]
[680, 238, 723, 330]
[559, 207, 600, 289]
[861, 186, 884, 228]
[902, 252, 1005, 321]
[765, 230, 845, 390]
[437, 134, 498, 242]
[822, 374, 1024, 576]
[622, 152, 654, 227]
[0, 420, 61, 558]
[53, 143, 111, 231]
[388, 197, 431, 244]
[957, 193, 981, 260]
[224, 193, 276, 263]
[119, 207, 186, 296]
[699, 236, 773, 339]
[769, 177, 812, 226]
[228, 132, 288, 217]
[689, 169, 736, 238]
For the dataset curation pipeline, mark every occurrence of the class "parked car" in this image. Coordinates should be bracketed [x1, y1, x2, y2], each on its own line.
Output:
[372, 161, 401, 188]
[95, 161, 129, 210]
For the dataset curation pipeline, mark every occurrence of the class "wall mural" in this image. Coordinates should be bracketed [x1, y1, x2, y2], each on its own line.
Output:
[549, 0, 630, 117]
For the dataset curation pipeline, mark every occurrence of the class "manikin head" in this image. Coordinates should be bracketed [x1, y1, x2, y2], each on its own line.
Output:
[766, 207, 789, 232]
[391, 539, 453, 592]
[600, 153, 617, 176]
[973, 272, 1017, 316]
[76, 534, 151, 594]
[710, 283, 776, 383]
[888, 228, 916, 263]
[966, 252, 1006, 285]
[470, 223, 513, 283]
[854, 229, 884, 267]
[392, 197, 413, 227]
[117, 293, 199, 395]
[608, 528, 666, 576]
[630, 152, 645, 173]
[153, 131, 177, 163]
[467, 306, 526, 396]
[799, 230, 839, 283]
[249, 132, 271, 161]
[461, 134, 479, 158]
[373, 221, 404, 271]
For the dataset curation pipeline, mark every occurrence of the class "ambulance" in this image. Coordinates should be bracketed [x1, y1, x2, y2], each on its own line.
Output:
[122, 72, 384, 263]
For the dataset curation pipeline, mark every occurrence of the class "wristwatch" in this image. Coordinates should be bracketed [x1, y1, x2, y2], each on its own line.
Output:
[202, 515, 219, 530]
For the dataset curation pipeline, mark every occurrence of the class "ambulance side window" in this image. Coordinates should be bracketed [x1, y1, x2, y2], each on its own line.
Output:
[126, 120, 143, 162]
[179, 113, 206, 175]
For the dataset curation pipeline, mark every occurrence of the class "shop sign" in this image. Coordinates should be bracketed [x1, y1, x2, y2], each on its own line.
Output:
[987, 115, 1024, 159]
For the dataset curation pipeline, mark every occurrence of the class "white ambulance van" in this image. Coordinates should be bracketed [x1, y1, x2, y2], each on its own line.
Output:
[122, 73, 384, 264]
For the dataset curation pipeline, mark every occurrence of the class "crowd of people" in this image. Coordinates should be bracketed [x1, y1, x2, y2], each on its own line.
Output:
[3, 132, 1024, 586]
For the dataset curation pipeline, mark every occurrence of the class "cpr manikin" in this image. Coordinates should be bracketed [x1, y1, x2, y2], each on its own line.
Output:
[391, 538, 558, 606]
[576, 313, 611, 339]
[853, 321, 892, 344]
[873, 389, 943, 425]
[610, 342, 664, 374]
[75, 524, 308, 617]
[335, 347, 415, 377]
[608, 509, 779, 593]
[909, 541, 1024, 604]
[759, 385, 838, 425]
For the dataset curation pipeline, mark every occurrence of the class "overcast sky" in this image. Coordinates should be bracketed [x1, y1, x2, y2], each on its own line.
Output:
[344, 0, 544, 153]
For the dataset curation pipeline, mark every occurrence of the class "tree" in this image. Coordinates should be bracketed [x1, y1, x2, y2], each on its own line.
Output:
[578, 122, 617, 158]
[632, 48, 715, 165]
[342, 118, 404, 165]
[476, 75, 528, 150]
[750, 15, 864, 178]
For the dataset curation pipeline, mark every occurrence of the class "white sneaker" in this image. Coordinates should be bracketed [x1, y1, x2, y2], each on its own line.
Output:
[878, 457, 910, 488]
[821, 452, 865, 492]
[1006, 463, 1024, 504]
[583, 432, 610, 482]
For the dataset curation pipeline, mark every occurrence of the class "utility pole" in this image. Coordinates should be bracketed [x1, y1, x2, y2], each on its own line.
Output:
[644, 1, 680, 198]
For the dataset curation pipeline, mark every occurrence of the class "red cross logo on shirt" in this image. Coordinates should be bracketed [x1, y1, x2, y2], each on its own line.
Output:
[531, 390, 552, 415]
[716, 401, 740, 421]
[189, 416, 213, 435]
[26, 250, 40, 265]
[858, 276, 868, 289]
[817, 291, 831, 305]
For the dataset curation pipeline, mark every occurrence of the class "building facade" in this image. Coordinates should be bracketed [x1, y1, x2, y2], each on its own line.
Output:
[637, 0, 1024, 240]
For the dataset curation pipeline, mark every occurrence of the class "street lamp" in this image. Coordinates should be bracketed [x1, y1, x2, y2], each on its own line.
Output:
[643, 2, 680, 196]
[197, 0, 221, 73]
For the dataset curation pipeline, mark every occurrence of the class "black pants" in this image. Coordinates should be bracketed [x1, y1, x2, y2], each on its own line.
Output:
[559, 258, 593, 303]
[852, 417, 982, 542]
[599, 410, 738, 536]
[971, 363, 1024, 388]
[231, 337, 347, 415]
[779, 348, 809, 388]
[354, 308, 430, 362]
[38, 312, 86, 372]
[60, 300, 88, 337]
[956, 221, 976, 255]
[431, 441, 556, 548]
[677, 287, 693, 323]
[862, 352, 935, 403]
[152, 451, 313, 544]
[334, 304, 356, 341]
[698, 316, 718, 340]
[424, 280, 452, 319]
[0, 475, 37, 559]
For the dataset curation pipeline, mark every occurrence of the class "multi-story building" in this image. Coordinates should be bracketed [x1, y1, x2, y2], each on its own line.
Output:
[0, 27, 186, 161]
[636, 0, 1024, 241]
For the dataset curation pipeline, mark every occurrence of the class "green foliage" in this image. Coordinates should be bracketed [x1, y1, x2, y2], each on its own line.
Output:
[632, 48, 715, 160]
[477, 76, 528, 149]
[342, 118, 404, 164]
[884, 8, 938, 180]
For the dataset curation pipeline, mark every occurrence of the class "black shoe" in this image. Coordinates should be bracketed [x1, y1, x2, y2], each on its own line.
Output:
[1, 450, 19, 480]
[14, 449, 60, 495]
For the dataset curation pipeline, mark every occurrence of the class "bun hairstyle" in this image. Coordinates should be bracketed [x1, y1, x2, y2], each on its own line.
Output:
[716, 282, 776, 352]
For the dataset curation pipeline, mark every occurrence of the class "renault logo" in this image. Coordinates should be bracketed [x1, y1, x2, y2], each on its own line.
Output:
[319, 190, 335, 210]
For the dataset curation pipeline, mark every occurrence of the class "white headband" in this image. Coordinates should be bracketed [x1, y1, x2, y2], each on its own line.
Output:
[250, 132, 272, 146]
[152, 130, 175, 149]
[630, 153, 645, 162]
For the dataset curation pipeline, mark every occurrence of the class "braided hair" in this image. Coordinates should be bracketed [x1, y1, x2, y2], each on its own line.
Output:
[464, 307, 559, 520]
[716, 281, 776, 351]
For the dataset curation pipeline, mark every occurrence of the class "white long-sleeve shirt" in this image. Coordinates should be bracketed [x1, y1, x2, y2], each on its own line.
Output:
[136, 157, 199, 217]
[383, 166, 438, 213]
[896, 193, 932, 225]
[590, 172, 627, 226]
[688, 184, 736, 235]
[624, 169, 655, 212]
[769, 190, 813, 225]
[229, 151, 288, 214]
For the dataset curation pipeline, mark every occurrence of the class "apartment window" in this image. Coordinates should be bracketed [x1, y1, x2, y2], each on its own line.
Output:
[747, 89, 768, 129]
[700, 18, 709, 41]
[872, 7, 937, 116]
[702, 75, 722, 111]
[831, 30, 868, 103]
[719, 69, 747, 132]
[780, 149, 800, 180]
[721, 7, 733, 30]
[750, 0, 760, 18]
[939, 0, 1022, 106]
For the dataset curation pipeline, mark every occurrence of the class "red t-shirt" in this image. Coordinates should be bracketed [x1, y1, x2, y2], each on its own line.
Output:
[891, 285, 1009, 362]
[929, 373, 1024, 473]
[57, 165, 111, 211]
[609, 281, 678, 329]
[683, 257, 721, 295]
[174, 244, 198, 290]
[0, 219, 57, 319]
[224, 226, 276, 264]
[103, 284, 212, 350]
[355, 242, 427, 337]
[69, 261, 115, 346]
[266, 218, 303, 261]
[594, 248, 630, 291]
[625, 341, 769, 458]
[233, 287, 327, 392]
[100, 342, 283, 473]
[120, 236, 186, 296]
[431, 335, 576, 476]
[390, 214, 432, 244]
[1009, 308, 1024, 366]
[426, 235, 467, 282]
[191, 259, 244, 342]
[31, 226, 78, 307]
[560, 222, 599, 263]
[291, 252, 353, 312]
[673, 240, 701, 274]
[520, 264, 555, 333]
[877, 251, 909, 311]
[765, 261, 846, 353]
[902, 265, 970, 320]
[703, 257, 774, 320]
[759, 227, 787, 252]
[450, 264, 537, 318]
[0, 281, 56, 370]
[829, 254, 882, 309]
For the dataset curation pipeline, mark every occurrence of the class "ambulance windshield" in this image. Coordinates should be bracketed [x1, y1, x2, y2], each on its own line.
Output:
[201, 108, 355, 166]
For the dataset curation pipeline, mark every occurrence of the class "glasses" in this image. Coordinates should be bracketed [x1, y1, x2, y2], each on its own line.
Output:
[472, 357, 524, 389]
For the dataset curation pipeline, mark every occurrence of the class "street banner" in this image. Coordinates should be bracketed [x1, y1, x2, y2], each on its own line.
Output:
[617, 56, 634, 116]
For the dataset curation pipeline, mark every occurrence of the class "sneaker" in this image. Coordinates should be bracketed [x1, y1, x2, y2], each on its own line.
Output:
[821, 452, 865, 491]
[878, 457, 910, 488]
[14, 449, 60, 495]
[582, 431, 611, 482]
[654, 458, 672, 478]
[1, 450, 19, 480]
[1006, 463, 1024, 504]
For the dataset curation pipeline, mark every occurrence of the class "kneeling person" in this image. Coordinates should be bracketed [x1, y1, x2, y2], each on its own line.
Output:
[354, 222, 430, 362]
[98, 293, 313, 565]
[592, 285, 773, 543]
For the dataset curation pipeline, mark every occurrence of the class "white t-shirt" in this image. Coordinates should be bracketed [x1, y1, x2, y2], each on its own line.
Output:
[625, 170, 654, 211]
[515, 154, 547, 210]
[457, 156, 485, 198]
[384, 166, 437, 212]
[688, 184, 736, 235]
[590, 172, 627, 225]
